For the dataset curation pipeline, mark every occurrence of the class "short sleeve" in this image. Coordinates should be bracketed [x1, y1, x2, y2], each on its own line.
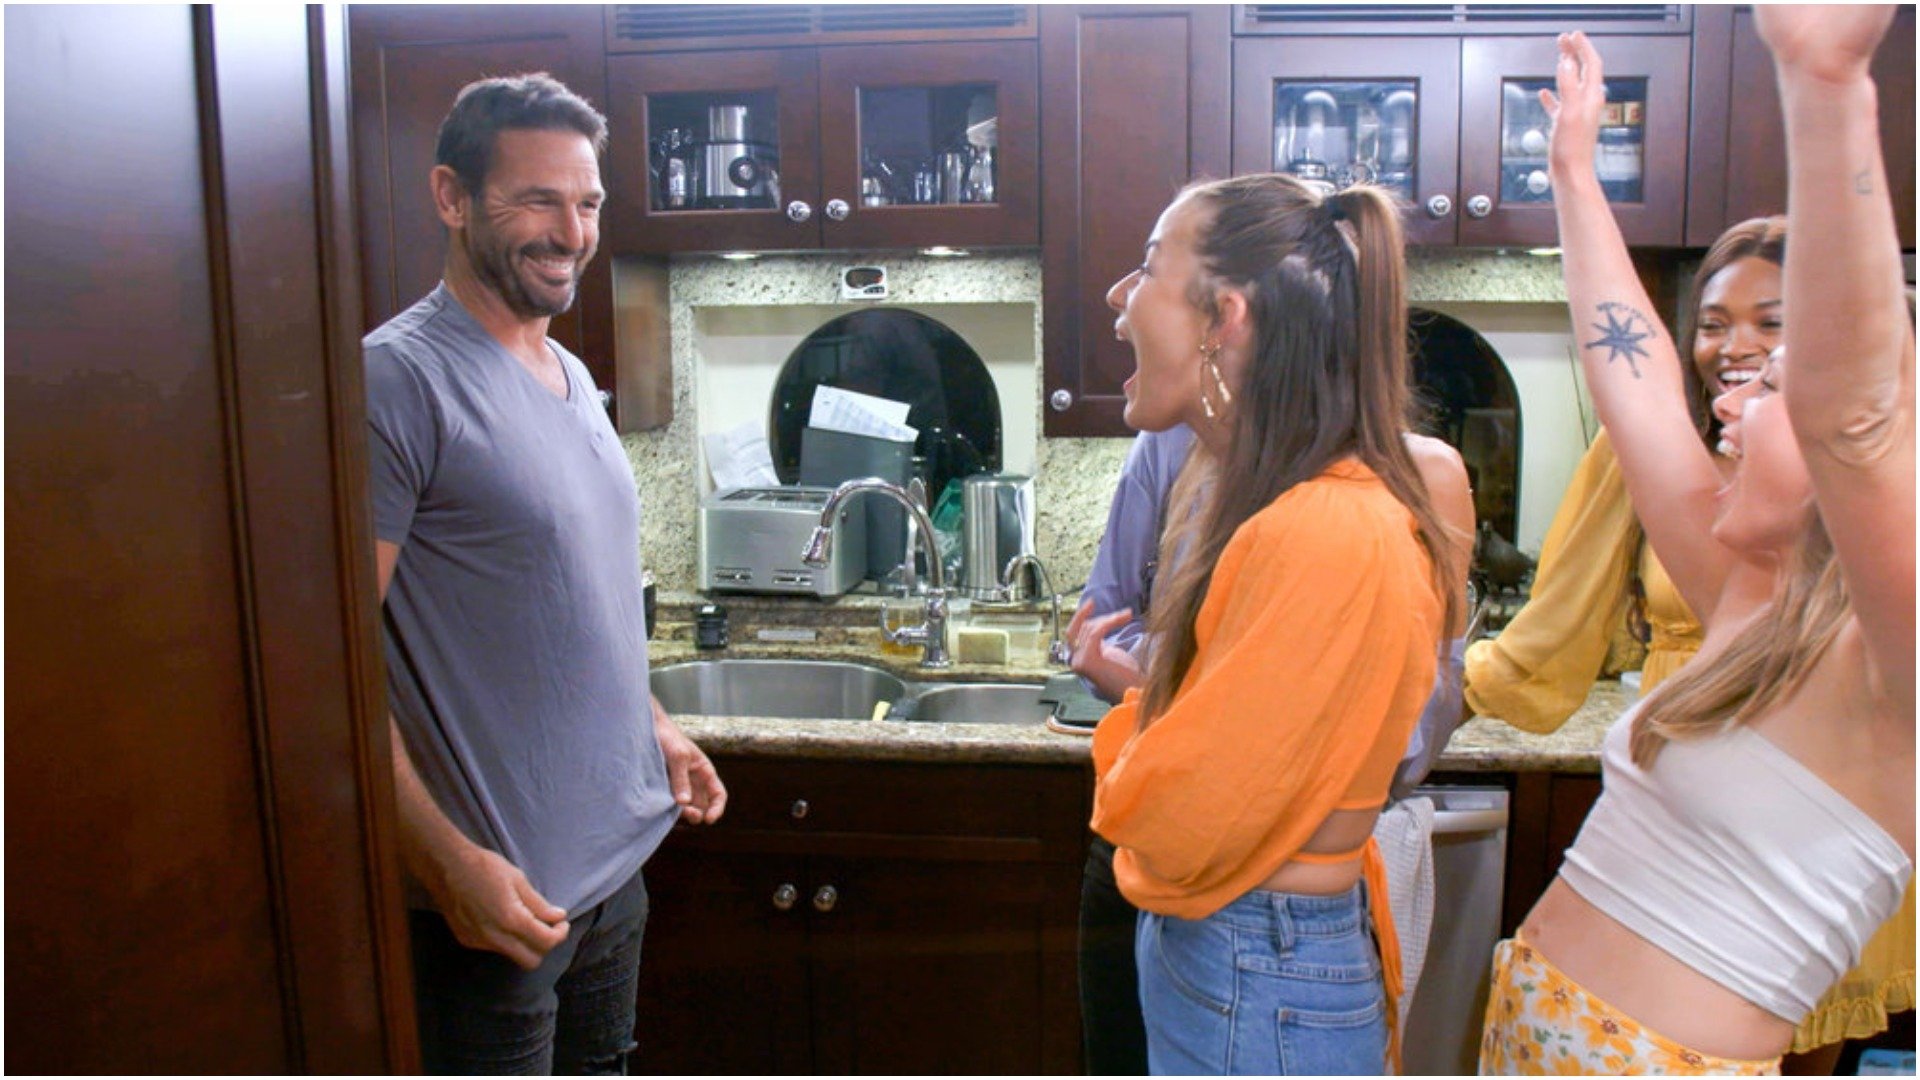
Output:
[363, 344, 437, 545]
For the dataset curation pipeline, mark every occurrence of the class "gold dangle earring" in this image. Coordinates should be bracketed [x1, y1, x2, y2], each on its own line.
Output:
[1199, 341, 1232, 419]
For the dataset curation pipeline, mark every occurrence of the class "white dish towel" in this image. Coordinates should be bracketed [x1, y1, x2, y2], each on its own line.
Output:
[1373, 795, 1438, 1042]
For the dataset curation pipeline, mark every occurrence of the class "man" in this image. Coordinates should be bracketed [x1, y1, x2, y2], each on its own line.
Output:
[364, 73, 725, 1074]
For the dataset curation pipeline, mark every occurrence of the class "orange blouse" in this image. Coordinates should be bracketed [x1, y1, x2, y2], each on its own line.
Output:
[1090, 459, 1443, 919]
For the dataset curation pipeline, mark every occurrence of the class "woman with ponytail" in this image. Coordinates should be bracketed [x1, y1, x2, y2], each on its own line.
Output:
[1089, 173, 1457, 1074]
[1479, 15, 1913, 1074]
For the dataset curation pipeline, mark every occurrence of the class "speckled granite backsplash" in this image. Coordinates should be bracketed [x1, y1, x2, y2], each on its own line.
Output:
[619, 248, 1566, 593]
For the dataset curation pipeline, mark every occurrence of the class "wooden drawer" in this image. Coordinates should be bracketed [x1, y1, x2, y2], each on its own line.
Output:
[678, 755, 1090, 861]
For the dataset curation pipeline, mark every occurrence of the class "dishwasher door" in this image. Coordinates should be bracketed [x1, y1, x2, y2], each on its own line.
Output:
[1403, 785, 1509, 1077]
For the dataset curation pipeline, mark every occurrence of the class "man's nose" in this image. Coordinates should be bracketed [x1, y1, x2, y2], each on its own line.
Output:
[1106, 270, 1136, 313]
[555, 209, 588, 254]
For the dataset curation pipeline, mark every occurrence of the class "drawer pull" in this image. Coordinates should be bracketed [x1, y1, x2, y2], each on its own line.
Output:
[772, 883, 798, 911]
[790, 798, 810, 820]
[812, 885, 838, 913]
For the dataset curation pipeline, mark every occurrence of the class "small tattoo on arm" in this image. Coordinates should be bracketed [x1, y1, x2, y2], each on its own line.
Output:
[1583, 301, 1654, 377]
[1854, 168, 1874, 195]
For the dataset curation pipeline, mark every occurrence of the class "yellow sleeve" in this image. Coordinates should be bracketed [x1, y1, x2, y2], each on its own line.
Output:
[1463, 430, 1639, 733]
[1090, 485, 1440, 913]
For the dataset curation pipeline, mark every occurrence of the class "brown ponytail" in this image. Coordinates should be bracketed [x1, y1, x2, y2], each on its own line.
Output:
[1139, 176, 1458, 725]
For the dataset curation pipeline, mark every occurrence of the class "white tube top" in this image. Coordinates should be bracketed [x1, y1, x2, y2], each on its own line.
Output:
[1558, 706, 1913, 1022]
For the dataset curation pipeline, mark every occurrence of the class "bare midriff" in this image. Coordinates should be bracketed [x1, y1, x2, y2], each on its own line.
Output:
[1256, 806, 1379, 895]
[1522, 879, 1795, 1062]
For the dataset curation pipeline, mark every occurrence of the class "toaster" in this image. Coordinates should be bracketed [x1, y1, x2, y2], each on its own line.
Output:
[698, 486, 867, 598]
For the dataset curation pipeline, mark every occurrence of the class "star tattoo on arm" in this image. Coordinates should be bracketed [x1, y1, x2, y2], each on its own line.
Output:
[1584, 301, 1653, 377]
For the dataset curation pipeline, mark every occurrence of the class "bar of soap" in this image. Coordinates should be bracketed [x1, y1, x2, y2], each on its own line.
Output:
[954, 627, 1010, 665]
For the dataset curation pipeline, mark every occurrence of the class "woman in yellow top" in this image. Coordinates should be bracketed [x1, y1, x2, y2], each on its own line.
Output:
[1465, 214, 1913, 1067]
[1090, 173, 1458, 1074]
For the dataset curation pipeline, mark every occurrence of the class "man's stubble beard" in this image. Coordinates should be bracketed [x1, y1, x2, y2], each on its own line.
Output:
[464, 217, 586, 320]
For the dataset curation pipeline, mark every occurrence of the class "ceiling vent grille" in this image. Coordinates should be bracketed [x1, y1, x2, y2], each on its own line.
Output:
[611, 5, 1033, 51]
[1237, 4, 1688, 35]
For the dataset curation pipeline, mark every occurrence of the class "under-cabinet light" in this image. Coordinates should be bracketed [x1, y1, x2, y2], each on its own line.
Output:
[1527, 247, 1563, 258]
[919, 246, 970, 258]
[718, 252, 759, 262]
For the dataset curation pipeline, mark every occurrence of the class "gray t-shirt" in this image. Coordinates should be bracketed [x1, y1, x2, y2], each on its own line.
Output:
[365, 284, 676, 916]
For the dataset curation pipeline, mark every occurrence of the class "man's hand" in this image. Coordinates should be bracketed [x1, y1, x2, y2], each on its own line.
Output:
[1541, 32, 1607, 182]
[1756, 4, 1895, 86]
[1066, 600, 1144, 704]
[431, 845, 570, 972]
[653, 698, 727, 825]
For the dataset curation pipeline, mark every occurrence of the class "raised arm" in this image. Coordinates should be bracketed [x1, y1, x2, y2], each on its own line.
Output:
[1545, 32, 1731, 618]
[1760, 4, 1916, 710]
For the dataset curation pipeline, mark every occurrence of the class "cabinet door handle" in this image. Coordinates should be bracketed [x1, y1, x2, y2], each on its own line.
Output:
[1465, 194, 1493, 219]
[824, 198, 851, 222]
[1049, 389, 1074, 413]
[1425, 194, 1453, 219]
[786, 200, 813, 223]
[789, 798, 810, 820]
[812, 884, 838, 913]
[772, 883, 798, 911]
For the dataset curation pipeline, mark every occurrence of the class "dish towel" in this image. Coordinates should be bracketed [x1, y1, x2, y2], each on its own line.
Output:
[1373, 795, 1437, 1044]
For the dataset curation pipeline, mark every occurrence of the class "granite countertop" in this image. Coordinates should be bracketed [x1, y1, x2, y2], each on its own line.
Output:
[649, 600, 1628, 773]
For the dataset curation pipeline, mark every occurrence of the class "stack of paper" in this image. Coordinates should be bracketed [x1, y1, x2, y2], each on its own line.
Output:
[809, 386, 917, 444]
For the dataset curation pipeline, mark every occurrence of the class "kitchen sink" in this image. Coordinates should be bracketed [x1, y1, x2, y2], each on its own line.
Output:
[897, 683, 1053, 726]
[651, 659, 907, 720]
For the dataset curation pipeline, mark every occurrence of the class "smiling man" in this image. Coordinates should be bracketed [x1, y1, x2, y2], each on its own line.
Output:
[363, 74, 725, 1075]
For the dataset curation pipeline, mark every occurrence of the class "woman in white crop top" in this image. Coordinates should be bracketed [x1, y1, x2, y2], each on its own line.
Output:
[1479, 11, 1916, 1074]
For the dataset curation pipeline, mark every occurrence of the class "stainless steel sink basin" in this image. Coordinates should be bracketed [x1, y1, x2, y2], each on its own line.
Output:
[901, 683, 1053, 726]
[651, 659, 907, 720]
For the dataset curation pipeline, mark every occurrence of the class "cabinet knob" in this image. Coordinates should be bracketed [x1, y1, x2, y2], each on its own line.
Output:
[772, 883, 798, 911]
[789, 798, 810, 820]
[1465, 194, 1493, 219]
[812, 884, 839, 913]
[786, 200, 813, 223]
[1049, 389, 1074, 413]
[597, 388, 614, 410]
[1425, 194, 1453, 219]
[824, 198, 851, 222]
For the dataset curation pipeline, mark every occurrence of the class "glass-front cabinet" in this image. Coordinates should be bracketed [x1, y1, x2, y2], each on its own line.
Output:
[1232, 34, 1690, 246]
[1233, 39, 1460, 245]
[607, 41, 1037, 253]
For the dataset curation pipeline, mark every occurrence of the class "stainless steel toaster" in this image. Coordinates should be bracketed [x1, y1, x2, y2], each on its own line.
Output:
[698, 486, 867, 598]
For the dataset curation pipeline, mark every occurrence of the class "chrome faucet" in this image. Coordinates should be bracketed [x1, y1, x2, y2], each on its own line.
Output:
[803, 477, 951, 669]
[998, 553, 1072, 666]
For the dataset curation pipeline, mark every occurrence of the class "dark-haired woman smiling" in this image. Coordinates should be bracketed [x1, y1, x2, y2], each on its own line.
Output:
[1089, 173, 1456, 1075]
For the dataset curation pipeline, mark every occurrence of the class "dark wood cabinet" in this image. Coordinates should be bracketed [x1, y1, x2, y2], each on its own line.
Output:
[1687, 4, 1916, 248]
[346, 5, 619, 408]
[631, 755, 1089, 1074]
[1501, 771, 1603, 938]
[605, 40, 1039, 255]
[1039, 5, 1231, 436]
[1231, 32, 1692, 248]
[7, 6, 410, 1071]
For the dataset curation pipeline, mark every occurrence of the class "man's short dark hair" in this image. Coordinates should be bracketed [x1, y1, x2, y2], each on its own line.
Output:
[434, 73, 609, 196]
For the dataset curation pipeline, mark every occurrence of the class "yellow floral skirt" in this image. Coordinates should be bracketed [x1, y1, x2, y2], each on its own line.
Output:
[1479, 935, 1781, 1075]
[1792, 880, 1916, 1053]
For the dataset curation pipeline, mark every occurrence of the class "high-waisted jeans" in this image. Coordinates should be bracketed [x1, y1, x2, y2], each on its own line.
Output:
[1136, 881, 1386, 1075]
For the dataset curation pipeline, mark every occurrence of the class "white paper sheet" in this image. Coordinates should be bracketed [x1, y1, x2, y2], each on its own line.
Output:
[703, 420, 780, 492]
[808, 385, 917, 443]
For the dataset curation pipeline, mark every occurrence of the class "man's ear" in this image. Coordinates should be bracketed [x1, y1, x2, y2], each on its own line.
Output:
[429, 165, 469, 231]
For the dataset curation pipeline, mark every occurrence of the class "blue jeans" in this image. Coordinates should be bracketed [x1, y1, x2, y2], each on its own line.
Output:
[1136, 882, 1386, 1075]
[411, 866, 648, 1075]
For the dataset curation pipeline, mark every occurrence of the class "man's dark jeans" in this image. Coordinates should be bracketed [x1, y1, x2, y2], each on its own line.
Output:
[1080, 836, 1149, 1075]
[411, 866, 648, 1075]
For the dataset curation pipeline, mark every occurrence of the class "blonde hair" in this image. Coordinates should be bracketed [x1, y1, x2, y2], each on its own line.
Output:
[1629, 504, 1848, 766]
